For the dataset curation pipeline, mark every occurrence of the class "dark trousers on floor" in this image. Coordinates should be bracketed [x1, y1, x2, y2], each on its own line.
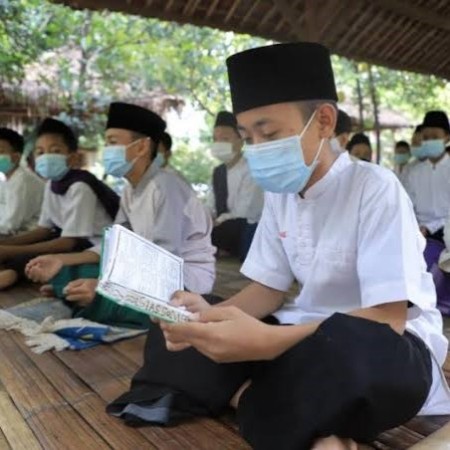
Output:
[212, 219, 257, 262]
[107, 313, 432, 449]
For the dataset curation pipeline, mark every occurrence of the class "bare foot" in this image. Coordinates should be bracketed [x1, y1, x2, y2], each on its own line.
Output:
[312, 436, 358, 450]
[230, 379, 251, 409]
[0, 269, 18, 290]
[40, 284, 55, 297]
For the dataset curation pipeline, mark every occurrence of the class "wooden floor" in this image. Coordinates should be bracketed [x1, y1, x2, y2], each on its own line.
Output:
[0, 259, 448, 449]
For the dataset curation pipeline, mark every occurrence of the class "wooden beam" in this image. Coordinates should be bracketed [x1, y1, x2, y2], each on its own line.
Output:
[273, 0, 303, 38]
[205, 0, 220, 19]
[240, 0, 261, 25]
[371, 0, 450, 33]
[165, 0, 175, 12]
[258, 3, 277, 29]
[224, 0, 241, 23]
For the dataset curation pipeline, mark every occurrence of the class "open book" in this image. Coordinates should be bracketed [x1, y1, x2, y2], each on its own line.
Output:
[97, 225, 192, 323]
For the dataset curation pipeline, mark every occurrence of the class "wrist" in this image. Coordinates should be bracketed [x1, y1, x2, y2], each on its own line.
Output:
[262, 322, 317, 360]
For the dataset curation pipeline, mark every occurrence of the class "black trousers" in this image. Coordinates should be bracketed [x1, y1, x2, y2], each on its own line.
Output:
[212, 219, 257, 262]
[2, 237, 93, 280]
[107, 313, 432, 450]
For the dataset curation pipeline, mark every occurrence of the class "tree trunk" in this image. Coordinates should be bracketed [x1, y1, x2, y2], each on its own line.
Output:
[353, 62, 364, 131]
[367, 64, 381, 164]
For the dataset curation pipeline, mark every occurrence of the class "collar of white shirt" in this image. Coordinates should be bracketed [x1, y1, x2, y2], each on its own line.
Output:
[301, 152, 353, 201]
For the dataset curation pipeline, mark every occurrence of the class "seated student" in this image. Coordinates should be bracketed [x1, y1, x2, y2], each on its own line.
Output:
[393, 140, 411, 185]
[401, 125, 426, 195]
[208, 111, 264, 261]
[0, 118, 118, 290]
[0, 128, 44, 236]
[106, 43, 450, 450]
[27, 103, 216, 315]
[329, 109, 352, 153]
[156, 131, 172, 170]
[406, 111, 450, 244]
[347, 132, 372, 162]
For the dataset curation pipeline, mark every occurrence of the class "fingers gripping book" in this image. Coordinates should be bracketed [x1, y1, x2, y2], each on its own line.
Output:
[97, 225, 192, 323]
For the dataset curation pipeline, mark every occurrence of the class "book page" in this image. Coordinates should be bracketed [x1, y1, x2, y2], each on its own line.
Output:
[101, 225, 183, 303]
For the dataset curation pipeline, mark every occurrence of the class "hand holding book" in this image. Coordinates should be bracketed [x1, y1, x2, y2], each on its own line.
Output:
[97, 225, 193, 323]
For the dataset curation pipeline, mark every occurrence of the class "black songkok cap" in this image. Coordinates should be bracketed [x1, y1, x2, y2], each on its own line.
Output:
[36, 118, 78, 152]
[106, 102, 166, 142]
[335, 109, 352, 135]
[422, 111, 450, 133]
[226, 42, 338, 115]
[214, 111, 238, 131]
[0, 128, 24, 153]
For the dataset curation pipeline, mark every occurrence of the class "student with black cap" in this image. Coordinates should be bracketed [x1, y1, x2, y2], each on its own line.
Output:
[406, 111, 450, 243]
[0, 118, 118, 290]
[329, 108, 352, 153]
[26, 103, 216, 320]
[0, 128, 44, 236]
[347, 132, 372, 162]
[107, 44, 450, 449]
[207, 110, 264, 261]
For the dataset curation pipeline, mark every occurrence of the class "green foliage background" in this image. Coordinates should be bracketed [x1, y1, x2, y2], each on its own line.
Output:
[1, 0, 450, 184]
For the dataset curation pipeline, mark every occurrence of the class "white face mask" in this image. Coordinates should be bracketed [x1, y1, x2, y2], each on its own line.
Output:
[211, 142, 234, 163]
[329, 137, 342, 154]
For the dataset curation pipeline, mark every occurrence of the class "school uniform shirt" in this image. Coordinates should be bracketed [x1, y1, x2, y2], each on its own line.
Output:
[241, 152, 450, 415]
[208, 156, 264, 224]
[405, 154, 450, 233]
[38, 179, 113, 246]
[111, 163, 215, 294]
[0, 166, 45, 235]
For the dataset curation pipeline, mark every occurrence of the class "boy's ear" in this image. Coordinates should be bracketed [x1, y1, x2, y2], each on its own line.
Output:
[11, 152, 21, 165]
[135, 137, 152, 158]
[66, 151, 79, 168]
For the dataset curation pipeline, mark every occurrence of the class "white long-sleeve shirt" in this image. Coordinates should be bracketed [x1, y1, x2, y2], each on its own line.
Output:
[207, 156, 264, 224]
[405, 154, 450, 234]
[107, 164, 216, 294]
[0, 166, 45, 235]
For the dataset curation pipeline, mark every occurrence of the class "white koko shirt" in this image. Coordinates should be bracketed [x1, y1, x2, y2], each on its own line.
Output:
[405, 154, 450, 234]
[208, 156, 264, 224]
[39, 180, 113, 245]
[242, 152, 450, 415]
[114, 163, 216, 294]
[0, 166, 44, 235]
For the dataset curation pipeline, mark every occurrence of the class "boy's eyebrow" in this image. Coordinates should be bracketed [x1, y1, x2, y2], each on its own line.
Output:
[238, 118, 273, 133]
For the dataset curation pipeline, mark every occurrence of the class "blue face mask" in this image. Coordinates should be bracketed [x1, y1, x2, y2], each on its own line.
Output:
[153, 152, 165, 169]
[0, 155, 15, 174]
[35, 154, 69, 180]
[103, 146, 133, 178]
[103, 138, 146, 178]
[422, 139, 446, 159]
[410, 145, 427, 160]
[394, 153, 410, 165]
[244, 111, 324, 193]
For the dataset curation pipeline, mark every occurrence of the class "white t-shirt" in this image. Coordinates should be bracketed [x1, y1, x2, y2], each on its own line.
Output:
[114, 164, 216, 294]
[208, 156, 264, 224]
[405, 154, 450, 233]
[241, 152, 450, 415]
[38, 180, 113, 245]
[0, 166, 44, 235]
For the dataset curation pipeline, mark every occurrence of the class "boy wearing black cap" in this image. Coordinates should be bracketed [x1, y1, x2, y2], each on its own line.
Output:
[347, 132, 372, 162]
[27, 103, 216, 310]
[0, 128, 44, 236]
[108, 44, 449, 449]
[208, 110, 264, 261]
[0, 118, 118, 290]
[330, 108, 352, 152]
[406, 111, 450, 242]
